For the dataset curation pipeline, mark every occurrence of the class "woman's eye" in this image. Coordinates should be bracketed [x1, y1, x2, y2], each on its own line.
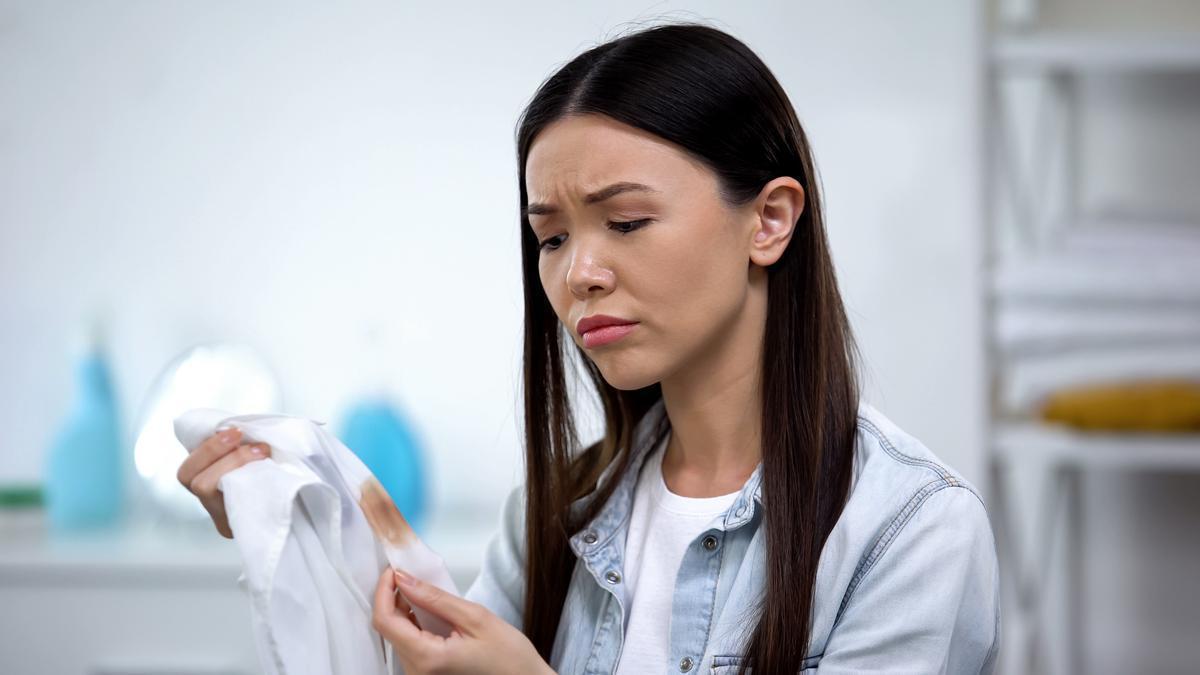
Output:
[538, 235, 565, 252]
[537, 220, 652, 254]
[609, 219, 651, 234]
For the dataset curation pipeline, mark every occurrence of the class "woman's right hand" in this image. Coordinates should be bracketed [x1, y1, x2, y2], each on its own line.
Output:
[176, 427, 272, 538]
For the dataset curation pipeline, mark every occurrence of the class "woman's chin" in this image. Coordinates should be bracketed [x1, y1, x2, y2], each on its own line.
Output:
[592, 357, 663, 392]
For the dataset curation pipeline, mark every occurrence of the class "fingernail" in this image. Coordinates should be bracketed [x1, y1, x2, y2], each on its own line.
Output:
[250, 444, 264, 455]
[394, 569, 418, 587]
[220, 428, 241, 443]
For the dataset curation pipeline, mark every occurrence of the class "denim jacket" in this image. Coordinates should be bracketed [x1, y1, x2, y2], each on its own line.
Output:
[465, 398, 1000, 674]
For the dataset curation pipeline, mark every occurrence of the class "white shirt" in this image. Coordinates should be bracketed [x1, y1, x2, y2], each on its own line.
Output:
[614, 432, 741, 674]
[174, 409, 456, 675]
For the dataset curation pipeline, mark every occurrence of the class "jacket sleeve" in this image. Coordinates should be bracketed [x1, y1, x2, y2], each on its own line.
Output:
[464, 483, 528, 631]
[816, 484, 1001, 674]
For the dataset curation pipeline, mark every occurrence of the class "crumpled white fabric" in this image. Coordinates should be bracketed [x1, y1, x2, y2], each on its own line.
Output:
[174, 409, 454, 675]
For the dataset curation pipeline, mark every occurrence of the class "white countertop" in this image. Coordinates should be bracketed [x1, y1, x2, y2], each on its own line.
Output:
[0, 507, 493, 590]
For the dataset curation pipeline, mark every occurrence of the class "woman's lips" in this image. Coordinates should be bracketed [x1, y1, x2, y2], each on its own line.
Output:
[582, 322, 638, 348]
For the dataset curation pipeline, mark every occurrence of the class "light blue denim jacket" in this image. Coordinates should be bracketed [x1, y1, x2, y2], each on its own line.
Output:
[465, 399, 1000, 674]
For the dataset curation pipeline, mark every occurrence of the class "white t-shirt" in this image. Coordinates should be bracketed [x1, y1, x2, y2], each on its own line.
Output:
[613, 432, 741, 674]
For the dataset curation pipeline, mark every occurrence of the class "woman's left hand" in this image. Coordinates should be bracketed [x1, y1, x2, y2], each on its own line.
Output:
[372, 567, 555, 675]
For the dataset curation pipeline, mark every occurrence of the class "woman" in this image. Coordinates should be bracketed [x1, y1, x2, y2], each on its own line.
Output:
[181, 21, 999, 674]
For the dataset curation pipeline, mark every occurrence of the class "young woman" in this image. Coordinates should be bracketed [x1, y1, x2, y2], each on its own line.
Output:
[181, 21, 1000, 675]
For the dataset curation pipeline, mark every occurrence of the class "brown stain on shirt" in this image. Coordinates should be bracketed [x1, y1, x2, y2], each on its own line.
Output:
[358, 476, 416, 548]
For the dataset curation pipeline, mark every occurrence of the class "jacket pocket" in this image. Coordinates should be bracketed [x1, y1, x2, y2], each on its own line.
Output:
[709, 654, 821, 673]
[709, 655, 745, 674]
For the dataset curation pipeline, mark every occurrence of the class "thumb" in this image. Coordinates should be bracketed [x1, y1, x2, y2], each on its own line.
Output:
[394, 569, 487, 635]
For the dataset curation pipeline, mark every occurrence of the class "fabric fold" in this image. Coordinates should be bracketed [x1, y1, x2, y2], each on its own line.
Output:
[174, 408, 453, 675]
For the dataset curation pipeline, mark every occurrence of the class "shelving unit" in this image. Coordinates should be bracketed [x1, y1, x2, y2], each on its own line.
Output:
[982, 9, 1200, 675]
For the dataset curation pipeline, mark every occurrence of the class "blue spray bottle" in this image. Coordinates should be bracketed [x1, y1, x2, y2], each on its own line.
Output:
[336, 324, 430, 535]
[44, 314, 125, 531]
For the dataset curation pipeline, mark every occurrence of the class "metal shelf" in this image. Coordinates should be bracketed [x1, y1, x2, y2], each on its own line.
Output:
[992, 32, 1200, 72]
[992, 423, 1200, 471]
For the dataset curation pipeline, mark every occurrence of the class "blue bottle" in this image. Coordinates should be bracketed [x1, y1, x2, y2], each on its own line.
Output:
[338, 397, 429, 536]
[336, 323, 430, 535]
[44, 318, 124, 531]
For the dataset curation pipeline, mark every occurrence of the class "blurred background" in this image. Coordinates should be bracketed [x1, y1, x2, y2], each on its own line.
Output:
[1, 1, 1197, 674]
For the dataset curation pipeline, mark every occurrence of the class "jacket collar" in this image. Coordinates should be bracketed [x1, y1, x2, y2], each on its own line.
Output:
[567, 398, 764, 557]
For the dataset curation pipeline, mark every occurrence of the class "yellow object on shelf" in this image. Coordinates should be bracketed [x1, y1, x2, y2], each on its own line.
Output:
[1040, 379, 1200, 431]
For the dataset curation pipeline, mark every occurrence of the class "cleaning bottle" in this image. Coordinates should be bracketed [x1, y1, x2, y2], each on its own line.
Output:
[44, 314, 125, 531]
[336, 323, 430, 535]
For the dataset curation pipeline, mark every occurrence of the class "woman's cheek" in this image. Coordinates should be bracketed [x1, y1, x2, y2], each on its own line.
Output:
[539, 263, 568, 316]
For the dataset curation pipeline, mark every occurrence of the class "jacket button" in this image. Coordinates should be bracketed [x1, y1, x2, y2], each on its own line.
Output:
[702, 535, 719, 551]
[605, 570, 621, 584]
[583, 531, 598, 545]
[679, 656, 694, 672]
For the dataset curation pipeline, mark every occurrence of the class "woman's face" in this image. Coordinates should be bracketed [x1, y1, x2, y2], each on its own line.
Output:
[524, 114, 778, 391]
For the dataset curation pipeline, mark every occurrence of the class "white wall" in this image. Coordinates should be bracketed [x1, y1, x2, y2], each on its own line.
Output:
[0, 0, 986, 513]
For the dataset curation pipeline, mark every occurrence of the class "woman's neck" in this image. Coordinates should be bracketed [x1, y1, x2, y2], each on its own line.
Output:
[658, 301, 765, 498]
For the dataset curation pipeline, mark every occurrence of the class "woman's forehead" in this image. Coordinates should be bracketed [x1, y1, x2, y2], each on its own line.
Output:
[526, 117, 706, 204]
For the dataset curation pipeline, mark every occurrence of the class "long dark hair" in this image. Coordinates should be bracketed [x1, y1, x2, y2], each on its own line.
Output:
[515, 22, 860, 673]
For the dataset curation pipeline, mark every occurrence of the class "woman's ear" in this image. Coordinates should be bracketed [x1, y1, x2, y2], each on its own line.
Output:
[748, 177, 805, 267]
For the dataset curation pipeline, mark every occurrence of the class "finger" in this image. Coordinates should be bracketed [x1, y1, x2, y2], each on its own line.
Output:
[177, 428, 244, 486]
[394, 569, 488, 636]
[187, 442, 271, 499]
[393, 581, 417, 619]
[372, 567, 429, 652]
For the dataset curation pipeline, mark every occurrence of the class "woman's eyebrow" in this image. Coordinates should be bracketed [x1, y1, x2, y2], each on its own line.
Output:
[523, 181, 660, 218]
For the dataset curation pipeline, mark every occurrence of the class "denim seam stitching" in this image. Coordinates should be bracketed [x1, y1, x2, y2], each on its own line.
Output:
[588, 505, 633, 553]
[585, 591, 620, 675]
[833, 479, 963, 627]
[857, 415, 956, 483]
[709, 652, 825, 668]
[698, 529, 727, 665]
[858, 415, 989, 506]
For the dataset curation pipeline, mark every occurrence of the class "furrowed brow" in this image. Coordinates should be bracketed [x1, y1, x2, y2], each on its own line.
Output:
[523, 181, 660, 219]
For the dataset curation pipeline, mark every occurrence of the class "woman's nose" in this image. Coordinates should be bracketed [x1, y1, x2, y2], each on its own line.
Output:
[566, 248, 614, 299]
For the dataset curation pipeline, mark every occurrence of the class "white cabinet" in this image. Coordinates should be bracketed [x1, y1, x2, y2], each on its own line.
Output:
[0, 515, 485, 675]
[0, 522, 260, 675]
